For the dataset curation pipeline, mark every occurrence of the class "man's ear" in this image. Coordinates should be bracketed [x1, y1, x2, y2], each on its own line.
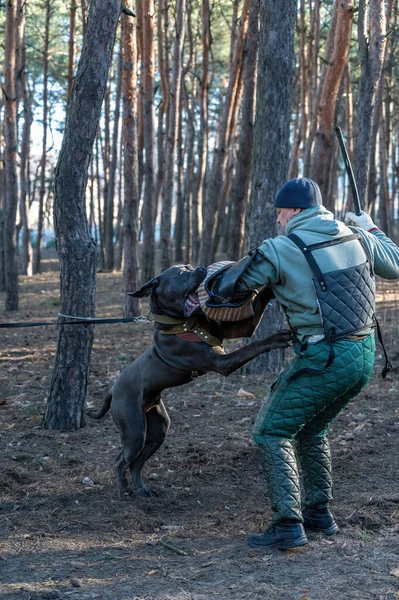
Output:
[126, 277, 159, 298]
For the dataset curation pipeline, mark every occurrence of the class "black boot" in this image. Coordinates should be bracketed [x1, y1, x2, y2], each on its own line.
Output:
[248, 521, 308, 550]
[302, 506, 339, 536]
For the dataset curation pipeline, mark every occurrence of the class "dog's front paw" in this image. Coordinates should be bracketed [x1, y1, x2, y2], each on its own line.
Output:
[265, 329, 292, 349]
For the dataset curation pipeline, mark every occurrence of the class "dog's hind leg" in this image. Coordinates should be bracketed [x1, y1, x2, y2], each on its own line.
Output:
[114, 450, 130, 493]
[112, 397, 147, 495]
[129, 400, 170, 497]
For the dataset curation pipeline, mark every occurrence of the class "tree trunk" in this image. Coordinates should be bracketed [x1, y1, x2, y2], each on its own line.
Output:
[199, 0, 250, 266]
[174, 90, 185, 262]
[386, 0, 397, 230]
[353, 0, 387, 210]
[160, 0, 186, 271]
[122, 2, 140, 317]
[101, 73, 111, 268]
[379, 101, 391, 236]
[228, 0, 260, 261]
[44, 0, 119, 430]
[303, 0, 321, 175]
[288, 82, 301, 181]
[67, 0, 77, 105]
[136, 0, 145, 200]
[288, 0, 308, 179]
[192, 0, 210, 263]
[175, 1, 194, 263]
[95, 132, 106, 269]
[213, 71, 244, 258]
[16, 0, 32, 276]
[3, 0, 19, 310]
[114, 132, 124, 270]
[89, 157, 97, 244]
[20, 66, 33, 276]
[105, 38, 122, 271]
[141, 0, 156, 281]
[80, 0, 87, 37]
[33, 0, 51, 275]
[180, 7, 195, 264]
[311, 1, 354, 202]
[0, 102, 5, 292]
[245, 0, 296, 374]
[15, 0, 25, 115]
[154, 0, 169, 227]
[182, 82, 195, 264]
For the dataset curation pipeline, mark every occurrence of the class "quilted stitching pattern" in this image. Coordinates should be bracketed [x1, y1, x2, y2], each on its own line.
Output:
[315, 262, 375, 338]
[252, 337, 375, 522]
[253, 336, 375, 440]
[259, 441, 303, 523]
[296, 434, 333, 508]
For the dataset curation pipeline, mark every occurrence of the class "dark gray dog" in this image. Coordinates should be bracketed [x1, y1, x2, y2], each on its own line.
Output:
[89, 264, 291, 497]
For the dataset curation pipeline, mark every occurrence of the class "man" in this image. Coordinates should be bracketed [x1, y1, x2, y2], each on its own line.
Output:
[233, 177, 399, 550]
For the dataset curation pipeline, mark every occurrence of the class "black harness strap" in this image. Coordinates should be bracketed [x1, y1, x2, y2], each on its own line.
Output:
[288, 232, 361, 290]
[293, 233, 361, 252]
[374, 316, 393, 379]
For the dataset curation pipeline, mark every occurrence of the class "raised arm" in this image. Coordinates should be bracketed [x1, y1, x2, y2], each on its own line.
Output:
[346, 210, 399, 280]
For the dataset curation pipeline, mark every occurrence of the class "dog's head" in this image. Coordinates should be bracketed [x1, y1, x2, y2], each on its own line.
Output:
[128, 265, 207, 319]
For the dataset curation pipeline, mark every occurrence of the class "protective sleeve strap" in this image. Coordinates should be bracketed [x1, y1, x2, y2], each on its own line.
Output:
[288, 233, 327, 287]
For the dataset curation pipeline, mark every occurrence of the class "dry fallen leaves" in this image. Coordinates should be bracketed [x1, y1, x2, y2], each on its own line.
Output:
[390, 567, 399, 578]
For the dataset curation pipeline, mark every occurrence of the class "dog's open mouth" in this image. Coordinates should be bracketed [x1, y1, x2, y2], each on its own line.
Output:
[184, 292, 200, 317]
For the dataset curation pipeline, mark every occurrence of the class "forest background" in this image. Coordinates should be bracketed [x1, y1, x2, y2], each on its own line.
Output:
[1, 0, 397, 302]
[2, 3, 399, 598]
[2, 0, 399, 427]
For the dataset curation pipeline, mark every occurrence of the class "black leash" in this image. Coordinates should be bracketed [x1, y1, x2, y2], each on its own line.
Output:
[0, 313, 150, 329]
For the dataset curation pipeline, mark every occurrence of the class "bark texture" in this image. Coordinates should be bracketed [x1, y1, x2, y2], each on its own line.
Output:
[3, 0, 19, 310]
[122, 2, 140, 316]
[311, 1, 354, 203]
[33, 0, 51, 274]
[67, 0, 77, 104]
[199, 0, 250, 266]
[141, 0, 156, 282]
[246, 0, 296, 374]
[20, 65, 33, 276]
[44, 0, 119, 430]
[160, 0, 186, 270]
[105, 39, 122, 271]
[228, 0, 260, 261]
[354, 0, 387, 211]
[192, 0, 210, 262]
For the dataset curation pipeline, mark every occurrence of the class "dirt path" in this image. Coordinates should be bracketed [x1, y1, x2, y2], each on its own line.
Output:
[1, 273, 399, 600]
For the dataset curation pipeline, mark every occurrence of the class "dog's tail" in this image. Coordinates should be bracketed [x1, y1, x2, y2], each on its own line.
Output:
[87, 390, 112, 420]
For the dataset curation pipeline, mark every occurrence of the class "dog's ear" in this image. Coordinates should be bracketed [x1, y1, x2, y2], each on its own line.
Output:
[126, 278, 159, 298]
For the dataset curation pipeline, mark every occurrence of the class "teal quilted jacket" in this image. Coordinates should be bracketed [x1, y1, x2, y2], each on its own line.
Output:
[237, 206, 399, 341]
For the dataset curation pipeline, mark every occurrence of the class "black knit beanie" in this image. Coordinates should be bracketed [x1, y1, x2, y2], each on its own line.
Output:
[274, 177, 322, 209]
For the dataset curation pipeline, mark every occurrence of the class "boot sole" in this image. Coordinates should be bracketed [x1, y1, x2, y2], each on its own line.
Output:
[304, 523, 339, 536]
[248, 535, 308, 550]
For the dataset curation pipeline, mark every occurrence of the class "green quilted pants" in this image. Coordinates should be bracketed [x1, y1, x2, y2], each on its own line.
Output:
[253, 335, 375, 523]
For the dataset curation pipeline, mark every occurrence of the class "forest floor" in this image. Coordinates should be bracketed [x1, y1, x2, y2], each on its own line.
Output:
[1, 262, 399, 600]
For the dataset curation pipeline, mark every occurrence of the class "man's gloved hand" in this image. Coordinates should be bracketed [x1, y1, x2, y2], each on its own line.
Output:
[345, 210, 378, 232]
